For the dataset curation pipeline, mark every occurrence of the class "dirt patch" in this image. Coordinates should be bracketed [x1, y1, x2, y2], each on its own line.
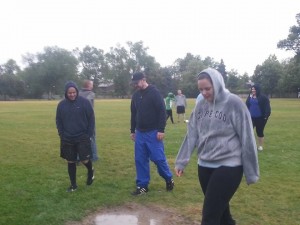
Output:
[66, 203, 198, 225]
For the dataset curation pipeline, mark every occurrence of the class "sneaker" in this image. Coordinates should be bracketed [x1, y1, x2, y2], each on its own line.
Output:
[66, 185, 77, 192]
[86, 168, 94, 185]
[131, 186, 148, 196]
[166, 179, 175, 191]
[258, 146, 263, 151]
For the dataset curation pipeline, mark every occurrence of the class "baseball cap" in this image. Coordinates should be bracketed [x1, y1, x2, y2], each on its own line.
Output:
[131, 72, 145, 84]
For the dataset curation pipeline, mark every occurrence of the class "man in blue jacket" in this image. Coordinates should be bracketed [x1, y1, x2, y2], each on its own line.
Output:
[56, 81, 95, 192]
[130, 72, 174, 195]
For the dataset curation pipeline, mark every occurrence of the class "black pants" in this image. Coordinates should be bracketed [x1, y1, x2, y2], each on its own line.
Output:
[251, 117, 267, 137]
[198, 165, 243, 225]
[166, 109, 174, 123]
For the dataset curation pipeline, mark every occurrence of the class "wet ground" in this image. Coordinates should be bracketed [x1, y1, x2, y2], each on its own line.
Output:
[66, 203, 198, 225]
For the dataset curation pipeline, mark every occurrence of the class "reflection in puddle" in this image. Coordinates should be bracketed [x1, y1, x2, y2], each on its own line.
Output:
[95, 214, 158, 225]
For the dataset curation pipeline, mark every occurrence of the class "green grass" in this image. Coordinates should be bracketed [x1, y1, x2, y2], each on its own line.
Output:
[0, 98, 299, 225]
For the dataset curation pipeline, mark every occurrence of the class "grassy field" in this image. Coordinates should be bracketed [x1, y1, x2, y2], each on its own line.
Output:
[0, 98, 299, 225]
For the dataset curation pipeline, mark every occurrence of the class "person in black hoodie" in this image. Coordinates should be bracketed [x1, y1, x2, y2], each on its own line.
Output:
[56, 81, 95, 192]
[130, 72, 174, 195]
[246, 84, 271, 151]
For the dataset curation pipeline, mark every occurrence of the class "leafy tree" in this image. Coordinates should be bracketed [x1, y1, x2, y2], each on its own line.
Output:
[105, 45, 132, 97]
[277, 57, 300, 97]
[127, 41, 161, 86]
[238, 72, 251, 94]
[226, 70, 239, 93]
[277, 13, 300, 59]
[74, 46, 107, 90]
[0, 60, 24, 100]
[172, 54, 218, 97]
[0, 59, 20, 75]
[252, 55, 282, 97]
[217, 59, 227, 82]
[21, 46, 78, 98]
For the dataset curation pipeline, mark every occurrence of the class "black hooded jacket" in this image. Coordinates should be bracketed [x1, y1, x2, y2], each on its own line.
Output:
[130, 85, 166, 133]
[246, 84, 271, 119]
[56, 81, 95, 140]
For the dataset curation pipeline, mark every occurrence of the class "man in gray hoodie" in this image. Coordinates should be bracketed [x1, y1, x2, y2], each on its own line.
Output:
[79, 80, 98, 161]
[175, 68, 259, 225]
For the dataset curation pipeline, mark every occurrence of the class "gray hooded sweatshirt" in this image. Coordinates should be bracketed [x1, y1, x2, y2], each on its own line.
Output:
[175, 68, 259, 185]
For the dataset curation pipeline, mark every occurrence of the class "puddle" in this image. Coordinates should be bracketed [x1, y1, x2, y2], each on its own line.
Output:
[95, 214, 159, 225]
[66, 203, 198, 225]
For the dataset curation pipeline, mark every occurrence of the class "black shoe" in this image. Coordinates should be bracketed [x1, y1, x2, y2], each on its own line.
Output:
[66, 185, 77, 192]
[221, 219, 236, 225]
[86, 168, 94, 185]
[131, 186, 148, 196]
[166, 179, 174, 191]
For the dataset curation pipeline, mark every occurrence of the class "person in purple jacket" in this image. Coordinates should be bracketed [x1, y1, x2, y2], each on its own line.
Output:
[246, 84, 271, 151]
[56, 81, 95, 192]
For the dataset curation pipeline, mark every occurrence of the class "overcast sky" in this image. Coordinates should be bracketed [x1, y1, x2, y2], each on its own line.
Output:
[0, 0, 299, 75]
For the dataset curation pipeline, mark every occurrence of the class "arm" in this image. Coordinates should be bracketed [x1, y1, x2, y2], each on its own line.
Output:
[264, 96, 271, 118]
[153, 90, 166, 133]
[86, 100, 95, 138]
[175, 110, 198, 173]
[130, 97, 137, 134]
[233, 99, 259, 185]
[55, 103, 63, 138]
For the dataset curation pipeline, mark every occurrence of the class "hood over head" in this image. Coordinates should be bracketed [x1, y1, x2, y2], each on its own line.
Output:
[64, 81, 79, 100]
[252, 84, 261, 96]
[168, 92, 174, 98]
[198, 68, 229, 102]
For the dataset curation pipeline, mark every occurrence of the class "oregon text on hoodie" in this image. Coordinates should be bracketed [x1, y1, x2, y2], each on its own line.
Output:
[131, 85, 166, 133]
[56, 81, 95, 140]
[175, 68, 259, 185]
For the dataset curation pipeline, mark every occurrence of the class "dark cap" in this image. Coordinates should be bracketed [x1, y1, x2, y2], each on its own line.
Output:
[131, 72, 145, 84]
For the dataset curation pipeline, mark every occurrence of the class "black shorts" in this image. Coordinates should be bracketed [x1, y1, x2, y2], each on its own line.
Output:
[177, 106, 185, 114]
[60, 136, 92, 161]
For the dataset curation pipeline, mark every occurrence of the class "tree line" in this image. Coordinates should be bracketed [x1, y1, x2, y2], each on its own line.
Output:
[1, 13, 299, 100]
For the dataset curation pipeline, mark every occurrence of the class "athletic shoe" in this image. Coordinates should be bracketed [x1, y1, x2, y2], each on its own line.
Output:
[131, 186, 148, 196]
[86, 168, 94, 185]
[258, 146, 263, 151]
[66, 185, 77, 192]
[166, 179, 175, 191]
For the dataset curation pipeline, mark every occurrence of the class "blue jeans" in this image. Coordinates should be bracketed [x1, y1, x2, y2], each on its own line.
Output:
[134, 130, 173, 187]
[76, 135, 98, 162]
[90, 135, 98, 161]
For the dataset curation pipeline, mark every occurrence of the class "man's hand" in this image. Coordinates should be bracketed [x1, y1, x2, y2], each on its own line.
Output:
[157, 132, 165, 141]
[130, 133, 136, 141]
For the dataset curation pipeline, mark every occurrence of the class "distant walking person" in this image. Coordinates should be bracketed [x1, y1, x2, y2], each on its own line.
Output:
[56, 81, 95, 192]
[175, 89, 187, 123]
[246, 84, 271, 151]
[130, 72, 174, 195]
[79, 80, 99, 161]
[165, 92, 175, 124]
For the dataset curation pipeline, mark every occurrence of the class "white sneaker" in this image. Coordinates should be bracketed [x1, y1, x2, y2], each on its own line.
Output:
[258, 146, 263, 151]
